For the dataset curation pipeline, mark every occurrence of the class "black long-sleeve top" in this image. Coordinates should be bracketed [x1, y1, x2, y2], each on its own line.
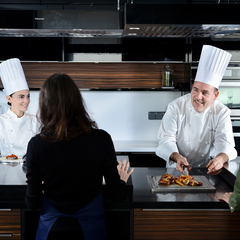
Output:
[25, 129, 126, 214]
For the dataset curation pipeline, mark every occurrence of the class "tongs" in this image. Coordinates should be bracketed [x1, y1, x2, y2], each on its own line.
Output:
[183, 166, 189, 176]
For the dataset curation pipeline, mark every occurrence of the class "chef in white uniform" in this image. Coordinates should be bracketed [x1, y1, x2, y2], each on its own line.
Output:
[156, 45, 237, 175]
[0, 58, 39, 158]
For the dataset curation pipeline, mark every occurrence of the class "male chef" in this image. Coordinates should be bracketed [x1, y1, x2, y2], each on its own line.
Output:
[156, 45, 237, 175]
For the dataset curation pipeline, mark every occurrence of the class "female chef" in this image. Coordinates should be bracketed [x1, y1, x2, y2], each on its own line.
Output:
[0, 58, 39, 158]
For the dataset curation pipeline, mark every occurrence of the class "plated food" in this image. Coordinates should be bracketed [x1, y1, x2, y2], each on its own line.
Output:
[6, 154, 18, 160]
[0, 154, 22, 163]
[158, 174, 203, 187]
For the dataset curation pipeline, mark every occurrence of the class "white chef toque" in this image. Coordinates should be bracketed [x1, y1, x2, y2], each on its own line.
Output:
[0, 58, 29, 97]
[195, 45, 232, 89]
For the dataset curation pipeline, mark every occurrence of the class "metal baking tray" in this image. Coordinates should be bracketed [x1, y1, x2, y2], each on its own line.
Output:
[147, 175, 216, 193]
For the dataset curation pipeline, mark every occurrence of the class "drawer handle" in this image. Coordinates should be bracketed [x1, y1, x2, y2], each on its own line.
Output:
[142, 209, 230, 211]
[0, 209, 11, 212]
[0, 234, 12, 237]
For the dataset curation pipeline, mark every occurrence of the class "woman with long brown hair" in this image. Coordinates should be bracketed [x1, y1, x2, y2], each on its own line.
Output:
[25, 73, 133, 240]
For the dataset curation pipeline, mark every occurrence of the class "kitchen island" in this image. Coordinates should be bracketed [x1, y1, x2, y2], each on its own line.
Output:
[0, 158, 239, 240]
[131, 166, 240, 240]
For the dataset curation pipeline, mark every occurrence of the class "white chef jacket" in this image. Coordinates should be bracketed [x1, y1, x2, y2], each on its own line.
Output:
[156, 93, 237, 168]
[0, 109, 40, 158]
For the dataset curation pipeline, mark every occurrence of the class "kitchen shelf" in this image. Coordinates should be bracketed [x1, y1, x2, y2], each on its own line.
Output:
[0, 62, 190, 89]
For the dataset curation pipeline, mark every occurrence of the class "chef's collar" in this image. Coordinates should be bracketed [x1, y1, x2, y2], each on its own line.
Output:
[7, 108, 26, 120]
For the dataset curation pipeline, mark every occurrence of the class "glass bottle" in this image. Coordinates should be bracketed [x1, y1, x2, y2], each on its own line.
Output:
[162, 65, 173, 88]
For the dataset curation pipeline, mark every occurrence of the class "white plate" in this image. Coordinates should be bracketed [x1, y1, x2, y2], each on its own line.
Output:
[0, 157, 22, 163]
[162, 87, 174, 89]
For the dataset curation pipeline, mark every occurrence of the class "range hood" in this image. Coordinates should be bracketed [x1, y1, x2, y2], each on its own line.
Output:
[0, 8, 123, 38]
[0, 3, 240, 39]
[124, 4, 240, 40]
[0, 28, 123, 38]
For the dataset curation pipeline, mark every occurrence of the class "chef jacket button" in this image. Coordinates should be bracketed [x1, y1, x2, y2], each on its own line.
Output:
[202, 154, 204, 157]
[205, 142, 209, 144]
[198, 164, 201, 167]
[189, 123, 191, 126]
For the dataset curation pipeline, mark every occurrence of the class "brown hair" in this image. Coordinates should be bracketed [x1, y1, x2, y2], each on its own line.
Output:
[38, 73, 98, 142]
[7, 93, 13, 106]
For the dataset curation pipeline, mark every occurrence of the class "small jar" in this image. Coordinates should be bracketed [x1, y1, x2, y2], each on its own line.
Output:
[162, 65, 173, 88]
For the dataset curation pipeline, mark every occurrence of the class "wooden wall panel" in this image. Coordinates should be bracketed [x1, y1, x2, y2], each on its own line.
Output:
[0, 209, 21, 234]
[134, 209, 240, 240]
[0, 62, 190, 89]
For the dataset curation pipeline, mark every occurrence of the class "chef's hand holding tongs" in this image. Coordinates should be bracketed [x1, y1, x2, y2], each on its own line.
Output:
[170, 152, 192, 174]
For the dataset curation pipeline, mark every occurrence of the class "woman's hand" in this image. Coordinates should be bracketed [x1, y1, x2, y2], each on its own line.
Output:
[42, 181, 45, 194]
[117, 159, 134, 183]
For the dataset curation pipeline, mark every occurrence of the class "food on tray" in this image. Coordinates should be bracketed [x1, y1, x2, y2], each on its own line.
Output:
[158, 174, 203, 187]
[6, 154, 18, 160]
[158, 174, 177, 185]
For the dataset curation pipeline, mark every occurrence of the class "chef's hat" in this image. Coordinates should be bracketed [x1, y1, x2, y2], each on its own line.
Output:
[0, 58, 29, 97]
[195, 45, 232, 89]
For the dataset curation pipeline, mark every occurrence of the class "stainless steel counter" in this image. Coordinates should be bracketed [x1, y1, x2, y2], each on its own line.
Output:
[0, 162, 26, 185]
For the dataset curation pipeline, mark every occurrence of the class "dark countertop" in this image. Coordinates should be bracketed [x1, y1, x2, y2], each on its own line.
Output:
[0, 159, 237, 210]
[130, 167, 233, 210]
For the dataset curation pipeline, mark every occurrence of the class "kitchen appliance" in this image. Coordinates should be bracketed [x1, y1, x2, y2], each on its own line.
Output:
[230, 111, 240, 157]
[1, 3, 240, 40]
[124, 4, 240, 39]
[216, 51, 240, 156]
